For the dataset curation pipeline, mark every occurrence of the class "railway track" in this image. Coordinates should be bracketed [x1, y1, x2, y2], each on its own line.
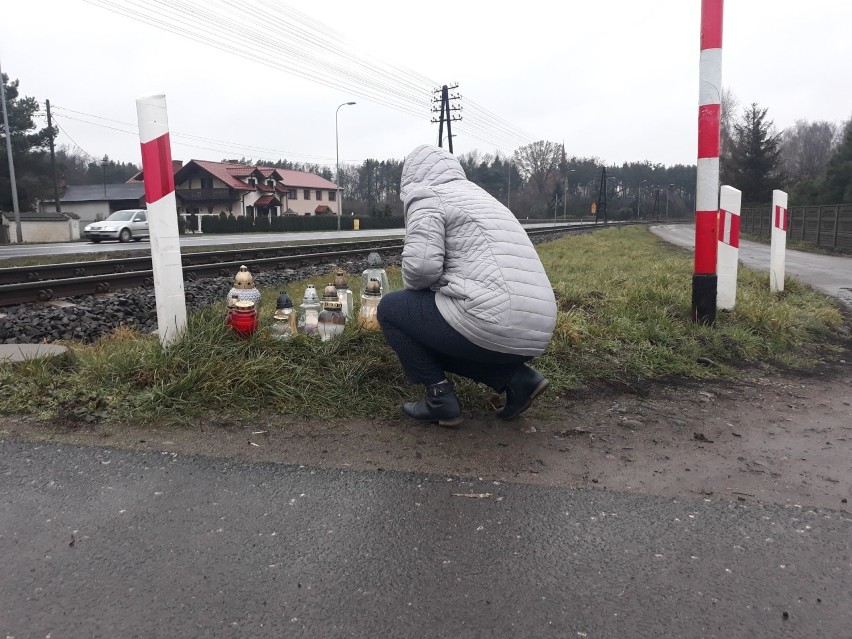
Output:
[0, 222, 627, 307]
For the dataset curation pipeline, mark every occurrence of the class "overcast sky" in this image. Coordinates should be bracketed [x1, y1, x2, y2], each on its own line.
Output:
[3, 0, 851, 173]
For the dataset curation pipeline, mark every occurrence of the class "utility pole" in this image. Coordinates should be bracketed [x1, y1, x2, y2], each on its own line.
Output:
[101, 155, 108, 198]
[46, 99, 61, 213]
[665, 184, 672, 219]
[431, 84, 462, 154]
[596, 167, 608, 223]
[561, 142, 568, 221]
[0, 59, 22, 243]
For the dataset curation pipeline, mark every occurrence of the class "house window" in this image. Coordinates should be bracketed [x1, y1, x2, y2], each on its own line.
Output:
[246, 205, 254, 217]
[303, 189, 311, 200]
[267, 179, 275, 187]
[247, 177, 257, 186]
[200, 177, 213, 189]
[315, 190, 322, 201]
[288, 188, 297, 199]
[328, 191, 336, 202]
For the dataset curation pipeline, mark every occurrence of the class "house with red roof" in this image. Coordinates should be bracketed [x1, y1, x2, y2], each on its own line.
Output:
[128, 159, 340, 231]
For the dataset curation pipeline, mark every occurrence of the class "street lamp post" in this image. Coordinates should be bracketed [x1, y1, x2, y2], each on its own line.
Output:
[666, 184, 675, 219]
[563, 169, 575, 220]
[101, 155, 109, 198]
[602, 175, 617, 224]
[335, 101, 356, 231]
[637, 179, 647, 220]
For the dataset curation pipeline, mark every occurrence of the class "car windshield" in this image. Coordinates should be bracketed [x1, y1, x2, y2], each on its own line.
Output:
[106, 211, 136, 221]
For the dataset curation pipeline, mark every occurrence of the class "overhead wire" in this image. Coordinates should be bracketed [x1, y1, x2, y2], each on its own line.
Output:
[50, 116, 99, 161]
[85, 0, 429, 120]
[96, 0, 529, 149]
[83, 0, 536, 152]
[52, 110, 338, 164]
[50, 105, 337, 161]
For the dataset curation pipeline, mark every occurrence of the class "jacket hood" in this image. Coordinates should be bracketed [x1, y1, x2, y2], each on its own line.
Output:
[400, 145, 466, 202]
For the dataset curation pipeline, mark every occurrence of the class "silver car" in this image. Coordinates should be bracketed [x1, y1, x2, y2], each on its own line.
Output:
[84, 209, 150, 243]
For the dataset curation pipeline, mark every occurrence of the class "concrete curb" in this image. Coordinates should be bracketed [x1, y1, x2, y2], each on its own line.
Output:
[0, 343, 68, 363]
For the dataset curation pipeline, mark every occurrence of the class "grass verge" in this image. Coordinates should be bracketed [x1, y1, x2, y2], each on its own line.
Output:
[0, 227, 846, 425]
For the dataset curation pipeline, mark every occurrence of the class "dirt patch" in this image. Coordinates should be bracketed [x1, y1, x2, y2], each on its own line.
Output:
[3, 359, 850, 511]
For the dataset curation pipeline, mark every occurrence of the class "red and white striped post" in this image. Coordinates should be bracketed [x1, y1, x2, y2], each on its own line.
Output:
[135, 93, 187, 347]
[692, 0, 724, 325]
[770, 189, 789, 293]
[716, 185, 741, 310]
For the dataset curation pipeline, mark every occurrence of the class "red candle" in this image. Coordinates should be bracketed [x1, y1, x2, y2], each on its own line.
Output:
[227, 301, 258, 336]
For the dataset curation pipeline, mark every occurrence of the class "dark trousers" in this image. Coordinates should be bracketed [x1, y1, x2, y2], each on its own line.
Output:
[377, 289, 530, 390]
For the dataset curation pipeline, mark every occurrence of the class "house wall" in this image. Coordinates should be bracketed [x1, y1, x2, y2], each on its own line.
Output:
[3, 221, 77, 244]
[175, 176, 229, 189]
[280, 189, 339, 216]
[69, 219, 80, 240]
[65, 202, 111, 224]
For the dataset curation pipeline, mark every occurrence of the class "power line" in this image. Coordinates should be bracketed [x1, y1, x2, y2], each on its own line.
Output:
[51, 105, 338, 162]
[51, 116, 98, 161]
[83, 0, 537, 152]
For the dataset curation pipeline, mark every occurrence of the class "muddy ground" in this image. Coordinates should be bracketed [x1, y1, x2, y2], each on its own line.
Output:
[2, 358, 849, 511]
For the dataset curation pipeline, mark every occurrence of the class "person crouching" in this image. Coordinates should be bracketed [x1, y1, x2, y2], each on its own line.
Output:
[377, 144, 557, 426]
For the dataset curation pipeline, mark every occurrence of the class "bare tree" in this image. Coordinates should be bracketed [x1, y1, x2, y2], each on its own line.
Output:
[780, 119, 838, 182]
[719, 87, 739, 184]
[512, 141, 562, 197]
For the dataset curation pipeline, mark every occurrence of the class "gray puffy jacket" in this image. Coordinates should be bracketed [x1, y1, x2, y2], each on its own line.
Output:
[400, 144, 557, 356]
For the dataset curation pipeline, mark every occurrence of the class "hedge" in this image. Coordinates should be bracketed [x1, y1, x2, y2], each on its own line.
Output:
[198, 213, 405, 234]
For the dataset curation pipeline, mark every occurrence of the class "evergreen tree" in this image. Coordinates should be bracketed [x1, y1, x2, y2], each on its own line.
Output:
[0, 72, 54, 210]
[727, 103, 783, 203]
[819, 119, 852, 203]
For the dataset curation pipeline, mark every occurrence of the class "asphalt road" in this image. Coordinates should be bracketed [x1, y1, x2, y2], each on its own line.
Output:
[0, 222, 577, 261]
[1, 439, 849, 638]
[0, 229, 405, 261]
[651, 224, 852, 307]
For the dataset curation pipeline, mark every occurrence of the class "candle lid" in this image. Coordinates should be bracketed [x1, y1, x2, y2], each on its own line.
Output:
[234, 265, 254, 289]
[333, 269, 348, 289]
[276, 292, 293, 309]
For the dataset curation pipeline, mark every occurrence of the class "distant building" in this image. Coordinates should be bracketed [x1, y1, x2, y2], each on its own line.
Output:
[129, 159, 340, 231]
[40, 184, 146, 224]
[1, 210, 81, 244]
[41, 159, 340, 232]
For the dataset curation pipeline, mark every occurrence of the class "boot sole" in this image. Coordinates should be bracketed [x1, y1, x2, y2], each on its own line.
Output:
[498, 378, 550, 420]
[403, 410, 464, 428]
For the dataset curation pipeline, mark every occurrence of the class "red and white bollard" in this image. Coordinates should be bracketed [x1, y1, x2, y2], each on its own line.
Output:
[692, 0, 724, 325]
[135, 93, 187, 347]
[770, 189, 789, 293]
[716, 185, 741, 310]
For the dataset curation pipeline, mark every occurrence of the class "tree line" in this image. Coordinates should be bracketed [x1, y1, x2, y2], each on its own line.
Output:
[3, 71, 850, 218]
[0, 73, 140, 211]
[720, 89, 851, 205]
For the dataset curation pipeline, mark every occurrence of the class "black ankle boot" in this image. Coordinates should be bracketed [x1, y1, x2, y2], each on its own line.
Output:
[497, 365, 549, 420]
[403, 381, 463, 427]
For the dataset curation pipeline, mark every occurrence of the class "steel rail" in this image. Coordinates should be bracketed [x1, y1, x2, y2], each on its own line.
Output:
[0, 238, 405, 286]
[0, 221, 648, 307]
